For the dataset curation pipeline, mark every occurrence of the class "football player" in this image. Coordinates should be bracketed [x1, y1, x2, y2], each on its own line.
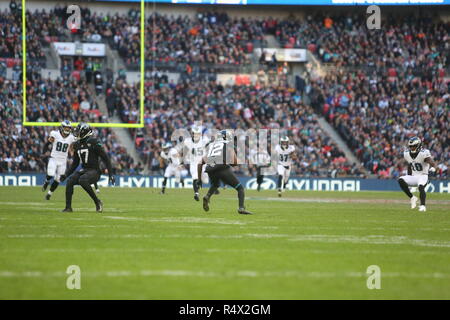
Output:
[159, 142, 184, 194]
[71, 127, 100, 194]
[183, 126, 210, 201]
[60, 123, 115, 213]
[42, 120, 76, 200]
[249, 147, 271, 192]
[398, 137, 438, 212]
[198, 130, 252, 215]
[275, 136, 297, 197]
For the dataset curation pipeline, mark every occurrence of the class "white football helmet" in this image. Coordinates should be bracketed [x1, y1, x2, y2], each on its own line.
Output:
[280, 136, 289, 149]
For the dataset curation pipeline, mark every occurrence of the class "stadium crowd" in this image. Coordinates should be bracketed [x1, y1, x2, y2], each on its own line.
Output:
[6, 6, 266, 68]
[275, 12, 449, 72]
[104, 73, 361, 178]
[0, 9, 46, 68]
[0, 78, 142, 175]
[309, 68, 449, 178]
[2, 2, 448, 180]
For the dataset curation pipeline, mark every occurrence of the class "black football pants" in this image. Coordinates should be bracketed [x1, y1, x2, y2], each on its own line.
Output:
[65, 169, 100, 208]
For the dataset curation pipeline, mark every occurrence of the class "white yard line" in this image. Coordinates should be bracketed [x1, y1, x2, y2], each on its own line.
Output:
[103, 215, 249, 225]
[248, 197, 450, 205]
[0, 269, 448, 279]
[4, 233, 450, 247]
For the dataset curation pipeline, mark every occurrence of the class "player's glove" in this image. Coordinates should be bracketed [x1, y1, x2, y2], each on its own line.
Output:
[429, 167, 436, 174]
[60, 175, 67, 182]
[109, 175, 116, 186]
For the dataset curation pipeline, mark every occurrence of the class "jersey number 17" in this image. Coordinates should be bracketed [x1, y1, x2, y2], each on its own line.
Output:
[78, 149, 89, 164]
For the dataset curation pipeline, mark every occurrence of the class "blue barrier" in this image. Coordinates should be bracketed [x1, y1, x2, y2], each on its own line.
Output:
[1, 173, 449, 193]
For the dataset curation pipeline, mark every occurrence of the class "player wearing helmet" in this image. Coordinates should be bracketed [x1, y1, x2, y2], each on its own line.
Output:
[60, 123, 115, 213]
[183, 126, 210, 201]
[42, 120, 76, 200]
[159, 141, 184, 194]
[274, 136, 296, 197]
[398, 137, 438, 212]
[198, 130, 253, 215]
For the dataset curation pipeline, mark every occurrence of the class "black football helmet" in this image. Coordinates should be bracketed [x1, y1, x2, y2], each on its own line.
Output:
[216, 130, 233, 143]
[75, 123, 93, 141]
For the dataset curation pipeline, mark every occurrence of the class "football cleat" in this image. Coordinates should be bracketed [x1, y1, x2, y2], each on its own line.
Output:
[61, 208, 73, 213]
[96, 200, 103, 213]
[194, 193, 199, 201]
[202, 196, 210, 212]
[278, 189, 282, 197]
[42, 182, 49, 192]
[418, 205, 427, 212]
[410, 196, 418, 209]
[238, 207, 253, 215]
[45, 193, 51, 201]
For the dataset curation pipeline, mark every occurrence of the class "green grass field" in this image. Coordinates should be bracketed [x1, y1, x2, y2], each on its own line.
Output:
[0, 186, 449, 299]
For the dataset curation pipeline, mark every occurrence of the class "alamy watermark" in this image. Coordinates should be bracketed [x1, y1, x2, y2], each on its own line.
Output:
[66, 265, 81, 290]
[366, 265, 381, 289]
[366, 5, 381, 30]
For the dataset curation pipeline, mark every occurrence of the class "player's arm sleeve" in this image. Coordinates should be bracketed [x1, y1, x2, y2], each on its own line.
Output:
[96, 143, 113, 175]
[424, 156, 436, 168]
[65, 150, 80, 177]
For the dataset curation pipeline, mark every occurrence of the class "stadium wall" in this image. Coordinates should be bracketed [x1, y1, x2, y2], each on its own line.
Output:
[1, 174, 449, 193]
[5, 1, 448, 19]
[4, 0, 304, 18]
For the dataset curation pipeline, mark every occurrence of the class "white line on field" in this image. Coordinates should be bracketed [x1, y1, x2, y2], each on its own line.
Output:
[0, 247, 444, 256]
[288, 235, 450, 247]
[4, 233, 450, 247]
[0, 269, 449, 279]
[248, 197, 450, 205]
[102, 216, 249, 225]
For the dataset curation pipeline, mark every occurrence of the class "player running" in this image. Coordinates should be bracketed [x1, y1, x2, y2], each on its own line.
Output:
[60, 123, 115, 213]
[199, 130, 252, 215]
[183, 126, 210, 201]
[398, 137, 438, 212]
[42, 120, 76, 200]
[249, 147, 271, 191]
[275, 136, 296, 197]
[159, 142, 184, 194]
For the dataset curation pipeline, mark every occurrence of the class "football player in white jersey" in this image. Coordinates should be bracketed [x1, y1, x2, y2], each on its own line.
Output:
[42, 120, 76, 200]
[275, 136, 297, 197]
[159, 142, 184, 194]
[398, 137, 438, 212]
[183, 126, 210, 201]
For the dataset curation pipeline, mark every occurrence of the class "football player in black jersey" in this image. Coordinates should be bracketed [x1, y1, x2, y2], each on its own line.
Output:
[60, 123, 115, 212]
[198, 130, 252, 215]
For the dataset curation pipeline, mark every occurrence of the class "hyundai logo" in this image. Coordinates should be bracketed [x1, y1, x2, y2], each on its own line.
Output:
[246, 178, 277, 190]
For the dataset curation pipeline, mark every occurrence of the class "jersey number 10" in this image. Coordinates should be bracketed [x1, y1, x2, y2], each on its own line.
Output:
[411, 163, 423, 171]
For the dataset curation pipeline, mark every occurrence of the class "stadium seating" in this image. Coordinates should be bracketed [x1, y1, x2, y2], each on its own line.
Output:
[2, 4, 448, 179]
